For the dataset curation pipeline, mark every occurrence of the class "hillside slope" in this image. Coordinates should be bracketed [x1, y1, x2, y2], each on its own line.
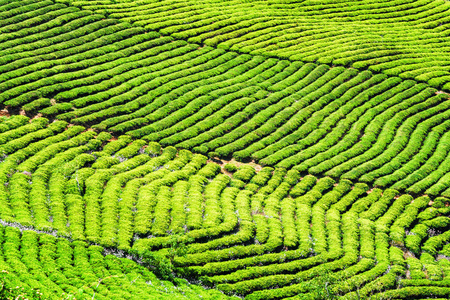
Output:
[3, 0, 450, 299]
[2, 1, 450, 193]
[0, 116, 450, 299]
[59, 0, 450, 91]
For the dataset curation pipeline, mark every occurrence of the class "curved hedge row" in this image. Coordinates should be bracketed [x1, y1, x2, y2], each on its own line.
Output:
[59, 0, 450, 91]
[0, 224, 235, 299]
[0, 116, 449, 299]
[3, 0, 450, 298]
[2, 0, 450, 195]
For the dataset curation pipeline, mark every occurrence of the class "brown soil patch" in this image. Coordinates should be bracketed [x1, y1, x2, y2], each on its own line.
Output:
[403, 250, 416, 259]
[436, 91, 450, 99]
[224, 158, 263, 172]
[251, 211, 267, 217]
[437, 254, 450, 262]
[208, 157, 264, 177]
[31, 113, 43, 120]
[207, 157, 264, 177]
[0, 109, 10, 117]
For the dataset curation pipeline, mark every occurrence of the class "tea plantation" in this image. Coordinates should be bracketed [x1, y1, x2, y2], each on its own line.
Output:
[1, 0, 450, 299]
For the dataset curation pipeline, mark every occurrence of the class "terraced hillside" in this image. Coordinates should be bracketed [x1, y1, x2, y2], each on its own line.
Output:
[0, 118, 450, 299]
[59, 0, 450, 91]
[0, 225, 235, 299]
[3, 0, 450, 194]
[3, 0, 450, 299]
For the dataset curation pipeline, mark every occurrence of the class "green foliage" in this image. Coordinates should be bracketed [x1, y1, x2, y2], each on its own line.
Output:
[0, 270, 42, 300]
[3, 0, 450, 198]
[4, 0, 450, 299]
[224, 164, 237, 173]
